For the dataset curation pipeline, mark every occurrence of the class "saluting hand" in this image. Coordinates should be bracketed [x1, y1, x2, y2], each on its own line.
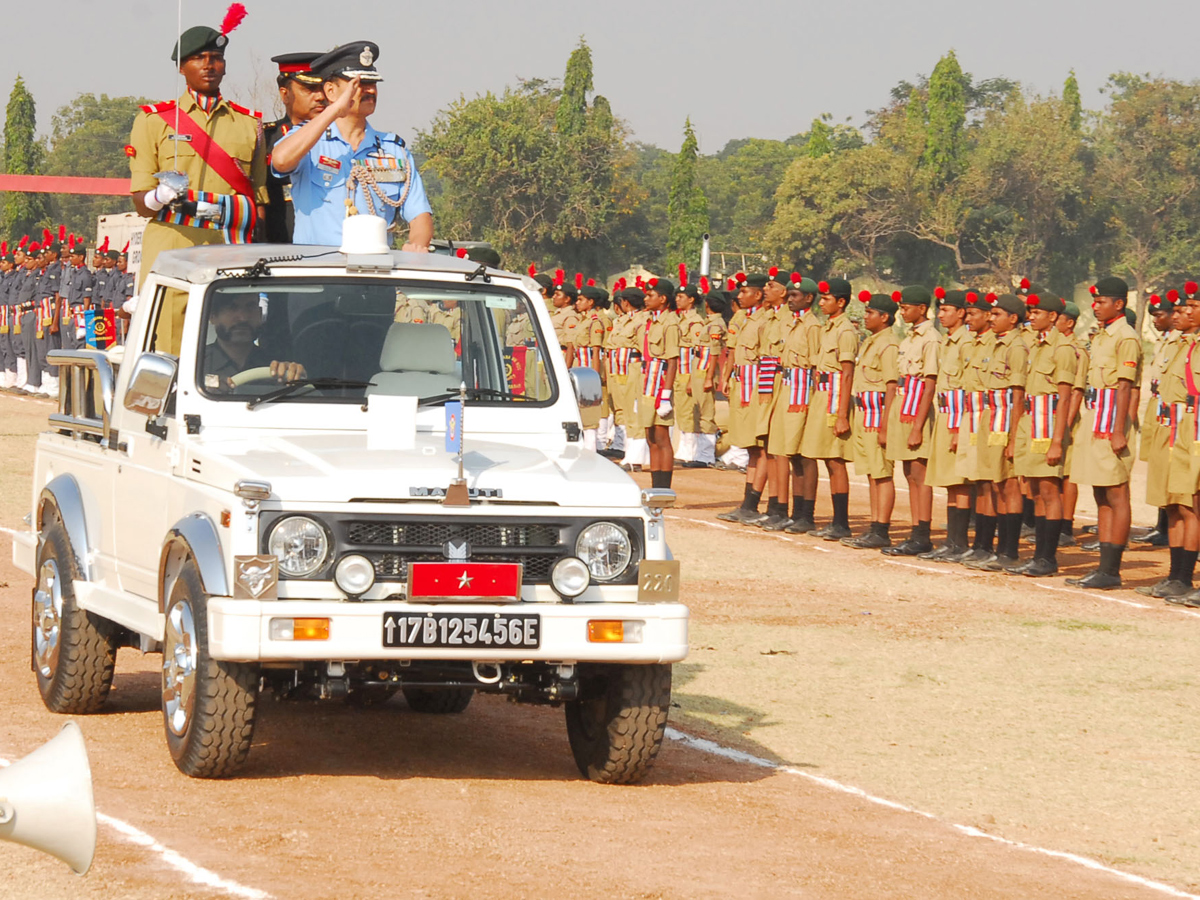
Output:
[329, 76, 362, 117]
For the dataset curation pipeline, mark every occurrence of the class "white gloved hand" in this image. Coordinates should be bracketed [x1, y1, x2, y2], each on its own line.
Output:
[144, 182, 180, 212]
[656, 389, 673, 417]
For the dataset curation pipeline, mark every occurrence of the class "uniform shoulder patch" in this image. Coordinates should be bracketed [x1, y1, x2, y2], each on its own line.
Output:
[124, 144, 137, 158]
[383, 134, 406, 148]
[228, 101, 263, 119]
[140, 100, 176, 115]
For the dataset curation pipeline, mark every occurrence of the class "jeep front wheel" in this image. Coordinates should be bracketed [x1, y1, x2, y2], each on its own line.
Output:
[162, 563, 259, 777]
[565, 663, 672, 785]
[33, 521, 117, 714]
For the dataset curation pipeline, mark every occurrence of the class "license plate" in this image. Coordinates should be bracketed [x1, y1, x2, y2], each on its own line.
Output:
[382, 612, 540, 649]
[637, 560, 680, 602]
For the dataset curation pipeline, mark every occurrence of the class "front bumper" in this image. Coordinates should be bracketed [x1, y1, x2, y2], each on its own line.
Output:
[206, 599, 689, 664]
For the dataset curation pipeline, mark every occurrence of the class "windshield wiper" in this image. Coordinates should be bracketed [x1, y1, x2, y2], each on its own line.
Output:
[247, 378, 375, 410]
[418, 386, 533, 407]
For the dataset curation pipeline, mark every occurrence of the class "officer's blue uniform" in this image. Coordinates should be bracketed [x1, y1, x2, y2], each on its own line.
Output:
[277, 123, 431, 245]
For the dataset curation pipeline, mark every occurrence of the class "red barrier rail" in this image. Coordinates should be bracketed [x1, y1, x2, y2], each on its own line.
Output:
[0, 174, 131, 196]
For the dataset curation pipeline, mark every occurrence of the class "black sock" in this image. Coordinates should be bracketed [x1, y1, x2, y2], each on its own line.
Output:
[792, 494, 806, 520]
[1044, 519, 1062, 564]
[768, 497, 787, 517]
[974, 514, 996, 551]
[1157, 507, 1169, 533]
[875, 521, 891, 537]
[1022, 497, 1035, 527]
[1181, 550, 1198, 587]
[803, 498, 816, 520]
[948, 507, 970, 548]
[913, 520, 931, 542]
[1004, 513, 1023, 558]
[1098, 542, 1124, 576]
[1168, 546, 1182, 582]
[651, 470, 672, 488]
[1032, 514, 1044, 545]
[832, 492, 849, 528]
[1065, 519, 1074, 536]
[742, 486, 762, 512]
[995, 515, 1011, 557]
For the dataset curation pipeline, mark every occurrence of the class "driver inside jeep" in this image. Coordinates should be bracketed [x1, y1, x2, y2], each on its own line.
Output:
[202, 293, 306, 391]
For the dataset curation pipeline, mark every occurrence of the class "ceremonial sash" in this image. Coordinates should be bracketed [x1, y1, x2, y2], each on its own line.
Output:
[1157, 401, 1186, 446]
[678, 347, 693, 375]
[0, 305, 7, 334]
[40, 297, 54, 326]
[816, 371, 844, 425]
[576, 346, 596, 368]
[608, 348, 631, 377]
[938, 389, 966, 432]
[856, 391, 886, 431]
[1026, 393, 1057, 452]
[965, 391, 986, 434]
[643, 357, 667, 399]
[152, 105, 255, 197]
[1086, 387, 1119, 437]
[757, 357, 780, 394]
[899, 374, 928, 423]
[987, 388, 1013, 445]
[785, 367, 812, 412]
[698, 347, 712, 370]
[736, 364, 757, 406]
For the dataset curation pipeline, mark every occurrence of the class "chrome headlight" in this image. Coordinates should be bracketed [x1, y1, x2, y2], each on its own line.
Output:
[335, 554, 376, 596]
[551, 557, 590, 598]
[267, 516, 329, 577]
[575, 522, 633, 581]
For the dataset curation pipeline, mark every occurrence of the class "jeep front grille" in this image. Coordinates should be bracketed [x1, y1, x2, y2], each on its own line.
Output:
[369, 552, 561, 582]
[346, 521, 559, 548]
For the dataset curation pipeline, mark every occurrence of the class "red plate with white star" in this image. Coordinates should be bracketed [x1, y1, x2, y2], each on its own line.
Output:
[406, 562, 523, 602]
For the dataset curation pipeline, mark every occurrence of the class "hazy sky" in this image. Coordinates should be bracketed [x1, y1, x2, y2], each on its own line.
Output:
[4, 0, 1199, 153]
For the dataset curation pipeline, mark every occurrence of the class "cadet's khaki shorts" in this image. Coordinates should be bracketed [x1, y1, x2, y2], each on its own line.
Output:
[852, 416, 893, 479]
[956, 415, 1012, 483]
[886, 395, 932, 461]
[766, 388, 808, 457]
[799, 389, 852, 461]
[1071, 407, 1134, 487]
[1013, 414, 1068, 480]
[927, 413, 965, 487]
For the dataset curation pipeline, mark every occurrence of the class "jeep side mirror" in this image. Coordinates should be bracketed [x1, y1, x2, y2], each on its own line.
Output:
[568, 367, 602, 410]
[123, 352, 178, 420]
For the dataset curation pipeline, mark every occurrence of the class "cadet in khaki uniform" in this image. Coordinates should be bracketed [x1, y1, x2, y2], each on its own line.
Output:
[882, 285, 940, 556]
[764, 276, 822, 533]
[550, 282, 581, 365]
[638, 279, 680, 489]
[963, 294, 1029, 571]
[754, 268, 794, 529]
[688, 282, 724, 467]
[844, 293, 900, 549]
[428, 300, 461, 342]
[1137, 294, 1181, 544]
[673, 281, 706, 464]
[717, 274, 774, 523]
[1167, 282, 1200, 606]
[591, 287, 617, 450]
[617, 289, 650, 469]
[1005, 294, 1077, 576]
[129, 17, 267, 354]
[1139, 291, 1197, 601]
[801, 278, 859, 539]
[921, 289, 973, 560]
[1057, 301, 1089, 545]
[574, 285, 606, 450]
[955, 293, 1000, 564]
[1065, 277, 1143, 590]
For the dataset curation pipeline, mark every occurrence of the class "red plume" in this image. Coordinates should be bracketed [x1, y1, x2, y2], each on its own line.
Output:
[1089, 285, 1098, 295]
[699, 276, 710, 294]
[29, 242, 40, 253]
[790, 272, 801, 283]
[1019, 277, 1030, 290]
[726, 278, 736, 291]
[575, 272, 583, 289]
[1186, 281, 1199, 295]
[891, 290, 902, 302]
[455, 247, 468, 258]
[965, 291, 978, 304]
[527, 263, 537, 276]
[554, 268, 564, 286]
[58, 224, 66, 242]
[42, 228, 52, 244]
[122, 241, 129, 253]
[768, 265, 779, 280]
[18, 235, 28, 249]
[1026, 294, 1040, 306]
[934, 286, 946, 300]
[858, 290, 872, 303]
[735, 272, 746, 284]
[678, 263, 687, 286]
[220, 2, 247, 35]
[1149, 294, 1162, 307]
[1168, 289, 1180, 302]
[100, 237, 109, 253]
[0, 241, 6, 255]
[817, 280, 830, 294]
[985, 292, 997, 304]
[648, 277, 659, 288]
[587, 278, 595, 287]
[636, 276, 644, 288]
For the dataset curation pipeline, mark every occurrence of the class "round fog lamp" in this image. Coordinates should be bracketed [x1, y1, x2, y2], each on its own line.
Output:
[335, 554, 376, 596]
[551, 557, 590, 598]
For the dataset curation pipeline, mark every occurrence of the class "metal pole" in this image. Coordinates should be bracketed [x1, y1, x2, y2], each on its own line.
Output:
[699, 233, 711, 277]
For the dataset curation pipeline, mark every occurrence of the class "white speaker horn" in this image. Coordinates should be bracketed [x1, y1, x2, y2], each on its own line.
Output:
[0, 721, 97, 875]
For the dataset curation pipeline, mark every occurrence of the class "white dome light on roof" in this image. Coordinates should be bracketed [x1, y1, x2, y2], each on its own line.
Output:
[340, 215, 390, 255]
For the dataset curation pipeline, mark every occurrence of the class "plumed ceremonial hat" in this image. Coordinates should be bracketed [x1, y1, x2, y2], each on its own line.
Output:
[863, 292, 898, 315]
[1023, 293, 1065, 314]
[172, 3, 246, 62]
[992, 293, 1024, 315]
[819, 277, 852, 299]
[1091, 276, 1130, 299]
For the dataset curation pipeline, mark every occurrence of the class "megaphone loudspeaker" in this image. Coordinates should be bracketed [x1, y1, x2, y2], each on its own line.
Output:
[0, 721, 97, 875]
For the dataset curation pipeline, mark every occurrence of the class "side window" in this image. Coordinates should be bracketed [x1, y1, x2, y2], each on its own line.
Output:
[148, 285, 188, 357]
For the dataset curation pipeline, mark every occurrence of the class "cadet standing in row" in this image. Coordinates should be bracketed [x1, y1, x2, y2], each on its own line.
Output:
[640, 279, 680, 489]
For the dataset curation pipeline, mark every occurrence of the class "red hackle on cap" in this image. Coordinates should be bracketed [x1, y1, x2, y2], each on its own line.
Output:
[1026, 295, 1040, 306]
[455, 248, 468, 258]
[727, 278, 736, 290]
[768, 266, 779, 279]
[817, 280, 830, 294]
[735, 272, 746, 284]
[58, 224, 66, 242]
[934, 286, 946, 300]
[699, 276, 710, 294]
[635, 276, 644, 288]
[965, 291, 978, 303]
[648, 277, 658, 288]
[1167, 289, 1180, 302]
[790, 272, 801, 283]
[29, 242, 40, 253]
[1019, 278, 1030, 290]
[0, 241, 6, 255]
[42, 228, 52, 244]
[554, 268, 564, 285]
[220, 2, 247, 35]
[1149, 294, 1162, 306]
[1186, 281, 1199, 295]
[678, 263, 687, 286]
[858, 290, 872, 303]
[891, 290, 902, 302]
[575, 272, 583, 289]
[1089, 285, 1098, 295]
[122, 241, 129, 253]
[18, 235, 28, 249]
[985, 292, 997, 304]
[587, 278, 595, 287]
[527, 263, 537, 276]
[99, 237, 109, 253]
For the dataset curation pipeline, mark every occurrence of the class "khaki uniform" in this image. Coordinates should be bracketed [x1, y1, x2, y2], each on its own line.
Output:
[724, 305, 772, 448]
[1139, 331, 1179, 462]
[129, 92, 268, 353]
[1147, 333, 1192, 505]
[1063, 333, 1091, 479]
[1014, 328, 1077, 479]
[610, 310, 646, 439]
[799, 312, 858, 460]
[767, 308, 820, 456]
[394, 291, 431, 324]
[887, 316, 939, 461]
[756, 306, 787, 438]
[696, 313, 725, 435]
[636, 310, 680, 428]
[955, 330, 995, 481]
[674, 307, 706, 433]
[850, 328, 899, 479]
[927, 326, 970, 487]
[429, 305, 461, 341]
[1168, 334, 1200, 495]
[1071, 317, 1142, 487]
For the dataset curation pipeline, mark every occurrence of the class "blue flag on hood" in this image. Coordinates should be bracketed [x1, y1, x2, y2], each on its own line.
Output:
[445, 400, 462, 454]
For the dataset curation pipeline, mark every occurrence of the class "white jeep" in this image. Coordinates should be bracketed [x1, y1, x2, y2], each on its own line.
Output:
[11, 237, 687, 784]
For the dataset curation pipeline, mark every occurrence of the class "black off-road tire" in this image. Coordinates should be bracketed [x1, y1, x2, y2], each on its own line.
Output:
[565, 663, 672, 785]
[163, 563, 259, 778]
[33, 520, 117, 714]
[401, 685, 473, 714]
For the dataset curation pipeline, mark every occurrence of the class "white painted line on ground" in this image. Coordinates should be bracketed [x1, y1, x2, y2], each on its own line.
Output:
[0, 756, 271, 900]
[1032, 581, 1151, 609]
[665, 728, 1200, 900]
[883, 558, 985, 577]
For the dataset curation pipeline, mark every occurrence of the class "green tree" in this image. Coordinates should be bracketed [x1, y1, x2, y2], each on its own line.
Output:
[805, 115, 833, 158]
[665, 118, 708, 270]
[1, 75, 49, 238]
[699, 139, 803, 256]
[556, 38, 593, 136]
[924, 51, 968, 183]
[1063, 70, 1083, 131]
[43, 93, 147, 238]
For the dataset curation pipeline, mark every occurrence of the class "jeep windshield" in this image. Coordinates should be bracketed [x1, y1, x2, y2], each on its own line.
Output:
[195, 279, 556, 406]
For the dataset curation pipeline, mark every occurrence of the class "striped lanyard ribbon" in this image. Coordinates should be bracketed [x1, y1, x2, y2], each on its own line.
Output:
[786, 367, 812, 412]
[857, 391, 886, 430]
[899, 374, 928, 422]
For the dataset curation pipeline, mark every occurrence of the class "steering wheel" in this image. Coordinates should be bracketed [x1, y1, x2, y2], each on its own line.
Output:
[229, 367, 278, 387]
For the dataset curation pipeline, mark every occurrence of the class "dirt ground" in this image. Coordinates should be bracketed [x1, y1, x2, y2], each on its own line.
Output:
[1, 391, 1197, 900]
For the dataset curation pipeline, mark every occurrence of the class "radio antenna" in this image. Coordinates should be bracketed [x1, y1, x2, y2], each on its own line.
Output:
[174, 0, 182, 171]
